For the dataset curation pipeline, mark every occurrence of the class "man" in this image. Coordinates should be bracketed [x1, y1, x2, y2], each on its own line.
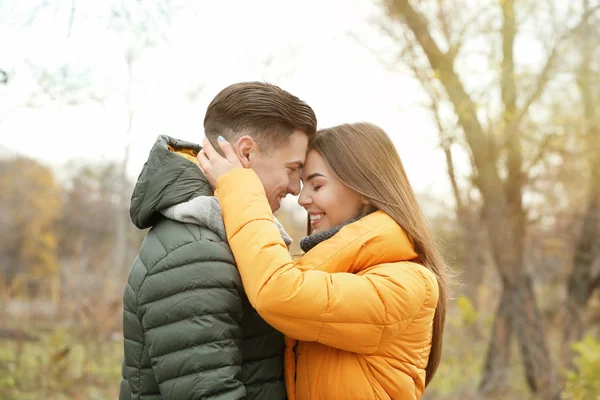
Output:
[120, 82, 317, 400]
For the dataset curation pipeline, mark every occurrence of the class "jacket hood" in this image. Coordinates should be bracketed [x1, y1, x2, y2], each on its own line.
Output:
[160, 195, 293, 247]
[130, 135, 211, 229]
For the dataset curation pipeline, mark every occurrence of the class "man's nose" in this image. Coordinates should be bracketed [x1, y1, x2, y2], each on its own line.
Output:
[288, 178, 301, 196]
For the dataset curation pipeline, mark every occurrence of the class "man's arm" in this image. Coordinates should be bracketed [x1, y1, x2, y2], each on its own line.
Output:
[138, 240, 246, 399]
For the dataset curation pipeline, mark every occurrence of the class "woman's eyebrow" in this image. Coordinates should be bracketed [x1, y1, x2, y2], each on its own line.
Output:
[304, 172, 325, 181]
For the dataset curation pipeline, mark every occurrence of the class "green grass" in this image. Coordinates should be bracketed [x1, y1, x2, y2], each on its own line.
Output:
[1, 298, 597, 400]
[0, 324, 122, 400]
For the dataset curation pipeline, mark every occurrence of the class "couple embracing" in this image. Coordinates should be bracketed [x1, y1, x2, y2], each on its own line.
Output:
[120, 82, 448, 400]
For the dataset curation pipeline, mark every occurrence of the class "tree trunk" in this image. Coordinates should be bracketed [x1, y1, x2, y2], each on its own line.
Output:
[498, 2, 557, 396]
[512, 277, 558, 398]
[479, 287, 513, 396]
[387, 0, 558, 395]
[458, 209, 485, 306]
[441, 128, 485, 306]
[562, 0, 600, 363]
[563, 160, 600, 356]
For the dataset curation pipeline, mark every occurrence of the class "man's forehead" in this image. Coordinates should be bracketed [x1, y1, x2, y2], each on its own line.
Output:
[281, 146, 307, 165]
[274, 131, 308, 162]
[287, 130, 309, 151]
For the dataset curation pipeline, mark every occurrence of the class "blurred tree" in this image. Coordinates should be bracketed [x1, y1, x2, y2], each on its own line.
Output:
[59, 162, 120, 272]
[108, 2, 175, 283]
[562, 0, 600, 366]
[58, 161, 146, 297]
[0, 157, 62, 299]
[8, 0, 183, 286]
[377, 0, 599, 397]
[398, 39, 491, 307]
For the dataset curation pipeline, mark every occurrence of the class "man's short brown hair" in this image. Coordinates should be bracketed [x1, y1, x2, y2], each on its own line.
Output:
[204, 82, 317, 153]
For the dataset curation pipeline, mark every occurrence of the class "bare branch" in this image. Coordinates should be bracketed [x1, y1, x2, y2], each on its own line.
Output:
[67, 0, 76, 37]
[387, 0, 494, 177]
[22, 0, 49, 27]
[349, 19, 419, 77]
[447, 7, 497, 63]
[347, 30, 407, 72]
[401, 31, 438, 93]
[522, 132, 562, 172]
[439, 118, 464, 212]
[21, 61, 104, 108]
[435, 0, 453, 46]
[514, 3, 600, 127]
[185, 84, 207, 103]
[398, 29, 468, 212]
[143, 1, 172, 47]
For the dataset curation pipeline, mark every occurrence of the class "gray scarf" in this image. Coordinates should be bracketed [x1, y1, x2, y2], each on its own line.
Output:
[160, 196, 293, 246]
[299, 216, 363, 253]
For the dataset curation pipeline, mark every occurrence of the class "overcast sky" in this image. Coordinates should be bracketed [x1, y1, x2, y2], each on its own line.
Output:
[1, 0, 556, 214]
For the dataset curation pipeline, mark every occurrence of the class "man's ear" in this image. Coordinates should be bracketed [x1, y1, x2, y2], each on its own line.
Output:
[233, 135, 258, 168]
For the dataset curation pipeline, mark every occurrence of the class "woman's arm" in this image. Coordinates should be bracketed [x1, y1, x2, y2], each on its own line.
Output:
[216, 168, 432, 354]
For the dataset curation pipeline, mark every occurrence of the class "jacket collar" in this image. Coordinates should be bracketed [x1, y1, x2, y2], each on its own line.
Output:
[295, 210, 418, 274]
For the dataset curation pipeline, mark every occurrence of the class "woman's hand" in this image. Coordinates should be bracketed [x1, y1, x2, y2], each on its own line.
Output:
[197, 136, 243, 188]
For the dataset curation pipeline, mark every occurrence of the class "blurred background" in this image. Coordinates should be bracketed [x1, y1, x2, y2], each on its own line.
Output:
[1, 0, 599, 399]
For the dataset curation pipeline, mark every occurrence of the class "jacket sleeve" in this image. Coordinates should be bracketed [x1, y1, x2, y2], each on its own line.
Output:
[215, 169, 432, 355]
[138, 239, 246, 399]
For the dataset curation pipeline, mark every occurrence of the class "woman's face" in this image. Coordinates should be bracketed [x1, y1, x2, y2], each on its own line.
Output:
[298, 150, 370, 234]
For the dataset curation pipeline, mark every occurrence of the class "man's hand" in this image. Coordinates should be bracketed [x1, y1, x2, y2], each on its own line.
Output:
[197, 136, 243, 188]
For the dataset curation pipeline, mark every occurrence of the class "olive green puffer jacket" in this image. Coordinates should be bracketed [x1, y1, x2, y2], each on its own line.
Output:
[119, 135, 286, 400]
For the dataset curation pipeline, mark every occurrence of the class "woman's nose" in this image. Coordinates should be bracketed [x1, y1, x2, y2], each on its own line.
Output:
[298, 188, 311, 207]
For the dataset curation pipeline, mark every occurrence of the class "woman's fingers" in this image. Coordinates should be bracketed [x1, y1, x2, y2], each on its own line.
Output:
[202, 137, 219, 160]
[217, 136, 237, 163]
[196, 149, 209, 173]
[196, 136, 244, 188]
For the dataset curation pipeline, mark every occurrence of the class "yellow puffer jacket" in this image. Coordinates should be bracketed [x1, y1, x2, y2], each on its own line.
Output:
[216, 169, 439, 400]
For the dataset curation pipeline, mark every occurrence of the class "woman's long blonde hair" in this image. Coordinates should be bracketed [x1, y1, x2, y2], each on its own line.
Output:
[308, 122, 449, 386]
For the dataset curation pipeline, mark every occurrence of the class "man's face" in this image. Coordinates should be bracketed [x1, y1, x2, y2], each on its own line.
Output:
[249, 130, 309, 212]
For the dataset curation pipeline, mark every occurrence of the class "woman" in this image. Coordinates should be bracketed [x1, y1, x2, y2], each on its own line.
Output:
[198, 123, 449, 400]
